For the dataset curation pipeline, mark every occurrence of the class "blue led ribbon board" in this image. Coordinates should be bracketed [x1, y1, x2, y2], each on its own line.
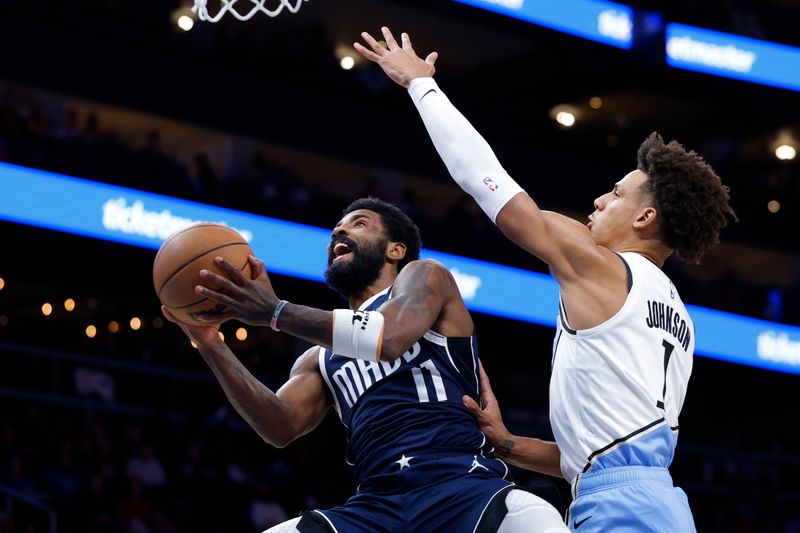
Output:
[666, 23, 800, 92]
[1, 162, 799, 375]
[454, 0, 634, 49]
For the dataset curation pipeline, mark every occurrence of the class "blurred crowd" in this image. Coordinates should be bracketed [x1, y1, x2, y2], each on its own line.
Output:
[0, 400, 355, 532]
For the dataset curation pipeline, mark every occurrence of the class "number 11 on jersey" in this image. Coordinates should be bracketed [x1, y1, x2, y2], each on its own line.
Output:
[412, 359, 448, 402]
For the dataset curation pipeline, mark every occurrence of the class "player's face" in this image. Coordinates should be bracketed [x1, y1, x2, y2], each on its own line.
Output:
[588, 170, 652, 248]
[324, 210, 390, 297]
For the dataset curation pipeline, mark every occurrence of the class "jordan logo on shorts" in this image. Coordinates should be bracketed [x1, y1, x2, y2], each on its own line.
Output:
[468, 455, 489, 473]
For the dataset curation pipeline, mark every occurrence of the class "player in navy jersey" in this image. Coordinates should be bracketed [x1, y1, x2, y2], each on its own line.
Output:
[162, 197, 568, 533]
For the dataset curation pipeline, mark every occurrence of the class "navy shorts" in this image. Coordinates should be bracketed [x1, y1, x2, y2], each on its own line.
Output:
[298, 454, 514, 533]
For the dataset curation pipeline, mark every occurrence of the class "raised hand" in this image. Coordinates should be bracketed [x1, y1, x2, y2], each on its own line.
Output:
[462, 361, 512, 448]
[194, 255, 279, 326]
[354, 27, 438, 88]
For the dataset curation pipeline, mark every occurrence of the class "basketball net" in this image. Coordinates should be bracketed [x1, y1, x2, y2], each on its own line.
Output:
[192, 0, 308, 22]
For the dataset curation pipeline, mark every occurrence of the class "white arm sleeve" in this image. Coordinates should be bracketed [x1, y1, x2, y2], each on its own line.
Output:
[408, 77, 525, 223]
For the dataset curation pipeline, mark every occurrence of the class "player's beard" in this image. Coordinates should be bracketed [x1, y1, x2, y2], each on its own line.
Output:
[325, 237, 388, 300]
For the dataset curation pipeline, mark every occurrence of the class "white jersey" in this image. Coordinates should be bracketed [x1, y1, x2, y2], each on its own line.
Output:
[550, 252, 694, 488]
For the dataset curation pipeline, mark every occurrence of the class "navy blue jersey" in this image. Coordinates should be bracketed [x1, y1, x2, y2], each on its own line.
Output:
[318, 286, 489, 484]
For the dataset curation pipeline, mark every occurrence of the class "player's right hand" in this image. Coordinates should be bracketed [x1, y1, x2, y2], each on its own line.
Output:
[162, 305, 222, 348]
[354, 27, 438, 89]
[462, 361, 512, 448]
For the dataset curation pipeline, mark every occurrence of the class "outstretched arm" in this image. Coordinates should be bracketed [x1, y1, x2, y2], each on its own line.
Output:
[195, 256, 467, 363]
[463, 361, 562, 478]
[354, 28, 614, 286]
[163, 308, 329, 448]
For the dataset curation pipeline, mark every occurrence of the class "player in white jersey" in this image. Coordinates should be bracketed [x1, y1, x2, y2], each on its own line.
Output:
[355, 28, 735, 531]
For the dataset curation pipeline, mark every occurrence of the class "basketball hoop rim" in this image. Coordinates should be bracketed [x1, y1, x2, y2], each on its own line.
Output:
[192, 0, 309, 22]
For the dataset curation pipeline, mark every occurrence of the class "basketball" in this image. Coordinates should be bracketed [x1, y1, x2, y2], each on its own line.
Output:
[153, 223, 253, 326]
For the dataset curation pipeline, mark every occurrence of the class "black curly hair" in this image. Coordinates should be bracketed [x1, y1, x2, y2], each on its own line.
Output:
[637, 132, 736, 264]
[342, 197, 421, 271]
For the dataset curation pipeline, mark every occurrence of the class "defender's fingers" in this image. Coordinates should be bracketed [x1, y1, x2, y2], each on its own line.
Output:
[462, 395, 483, 416]
[478, 360, 495, 396]
[381, 26, 400, 50]
[361, 32, 386, 56]
[354, 42, 381, 62]
[425, 51, 438, 66]
[401, 32, 413, 51]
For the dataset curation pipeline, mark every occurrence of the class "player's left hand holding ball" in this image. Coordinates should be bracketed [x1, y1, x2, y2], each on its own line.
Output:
[194, 255, 279, 326]
[162, 306, 222, 347]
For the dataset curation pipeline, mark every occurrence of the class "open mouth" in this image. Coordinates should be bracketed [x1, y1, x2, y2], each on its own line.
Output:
[332, 241, 354, 263]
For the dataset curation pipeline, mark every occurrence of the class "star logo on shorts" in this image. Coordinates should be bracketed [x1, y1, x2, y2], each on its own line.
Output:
[468, 455, 489, 473]
[395, 454, 414, 470]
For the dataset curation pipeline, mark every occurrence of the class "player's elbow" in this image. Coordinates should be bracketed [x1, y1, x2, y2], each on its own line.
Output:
[262, 429, 297, 449]
[266, 436, 290, 449]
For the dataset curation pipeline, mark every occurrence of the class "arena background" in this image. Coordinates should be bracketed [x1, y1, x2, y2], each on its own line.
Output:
[0, 0, 799, 531]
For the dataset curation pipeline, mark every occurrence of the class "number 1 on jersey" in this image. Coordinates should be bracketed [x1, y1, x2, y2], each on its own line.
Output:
[657, 339, 675, 410]
[412, 359, 447, 402]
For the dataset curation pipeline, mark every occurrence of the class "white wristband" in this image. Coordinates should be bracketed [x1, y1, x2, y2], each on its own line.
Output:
[332, 309, 385, 362]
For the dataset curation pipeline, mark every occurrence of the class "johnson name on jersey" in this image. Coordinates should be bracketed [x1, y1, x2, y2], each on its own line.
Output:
[550, 252, 695, 489]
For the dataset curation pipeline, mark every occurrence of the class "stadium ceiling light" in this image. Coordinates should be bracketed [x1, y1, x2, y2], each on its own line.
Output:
[0, 277, 4, 290]
[130, 317, 142, 330]
[768, 200, 781, 213]
[775, 144, 797, 161]
[64, 298, 76, 311]
[86, 325, 97, 338]
[108, 321, 120, 334]
[236, 327, 248, 341]
[339, 56, 355, 71]
[171, 6, 196, 32]
[178, 14, 195, 31]
[590, 96, 603, 109]
[41, 303, 53, 316]
[556, 111, 576, 127]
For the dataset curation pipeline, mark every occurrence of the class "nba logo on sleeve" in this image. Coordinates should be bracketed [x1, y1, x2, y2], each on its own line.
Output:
[482, 177, 499, 192]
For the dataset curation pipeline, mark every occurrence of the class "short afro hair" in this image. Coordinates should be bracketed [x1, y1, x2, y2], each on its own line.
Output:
[343, 197, 421, 271]
[637, 132, 736, 264]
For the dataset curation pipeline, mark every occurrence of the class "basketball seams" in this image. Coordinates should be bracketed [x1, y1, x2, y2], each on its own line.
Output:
[157, 241, 250, 297]
[153, 223, 231, 264]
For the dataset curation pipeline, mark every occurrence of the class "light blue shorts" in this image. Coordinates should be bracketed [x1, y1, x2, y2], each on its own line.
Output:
[567, 466, 696, 532]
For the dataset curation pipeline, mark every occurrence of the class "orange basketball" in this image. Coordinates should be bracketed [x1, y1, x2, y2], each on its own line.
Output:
[153, 223, 253, 326]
